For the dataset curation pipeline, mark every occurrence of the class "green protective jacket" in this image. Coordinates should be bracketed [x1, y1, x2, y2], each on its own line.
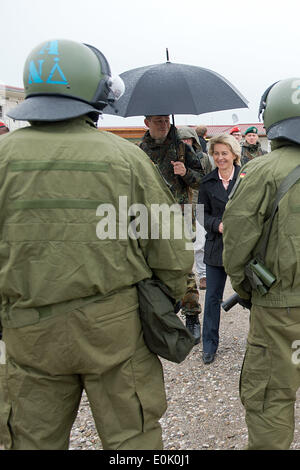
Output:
[223, 140, 300, 307]
[0, 117, 193, 328]
[241, 141, 267, 166]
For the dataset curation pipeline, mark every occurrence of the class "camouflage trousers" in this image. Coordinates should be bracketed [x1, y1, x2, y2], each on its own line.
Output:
[181, 271, 201, 316]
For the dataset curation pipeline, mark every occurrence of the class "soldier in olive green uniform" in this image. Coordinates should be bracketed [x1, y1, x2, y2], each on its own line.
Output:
[140, 117, 204, 344]
[0, 40, 194, 450]
[223, 78, 300, 449]
[241, 126, 267, 166]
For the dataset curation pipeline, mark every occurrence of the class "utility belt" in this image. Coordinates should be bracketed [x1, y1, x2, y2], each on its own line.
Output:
[0, 292, 105, 329]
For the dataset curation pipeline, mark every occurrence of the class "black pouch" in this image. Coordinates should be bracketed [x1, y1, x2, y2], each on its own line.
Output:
[137, 278, 194, 363]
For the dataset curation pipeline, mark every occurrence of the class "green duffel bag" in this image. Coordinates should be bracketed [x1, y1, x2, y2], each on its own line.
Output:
[137, 278, 194, 363]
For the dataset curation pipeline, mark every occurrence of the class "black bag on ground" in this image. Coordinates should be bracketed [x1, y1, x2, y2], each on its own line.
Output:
[137, 278, 195, 363]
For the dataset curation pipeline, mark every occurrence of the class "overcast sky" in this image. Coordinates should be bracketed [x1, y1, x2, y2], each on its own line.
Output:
[2, 0, 299, 127]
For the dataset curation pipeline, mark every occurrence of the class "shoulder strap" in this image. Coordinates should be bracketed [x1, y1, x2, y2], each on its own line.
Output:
[257, 165, 300, 261]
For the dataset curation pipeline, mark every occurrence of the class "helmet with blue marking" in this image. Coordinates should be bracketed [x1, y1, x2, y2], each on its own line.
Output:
[8, 39, 124, 122]
[259, 78, 300, 144]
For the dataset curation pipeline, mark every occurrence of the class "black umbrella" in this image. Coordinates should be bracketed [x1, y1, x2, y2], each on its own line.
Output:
[105, 54, 248, 118]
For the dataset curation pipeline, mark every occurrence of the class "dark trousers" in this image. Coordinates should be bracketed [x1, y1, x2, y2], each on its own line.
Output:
[202, 264, 227, 355]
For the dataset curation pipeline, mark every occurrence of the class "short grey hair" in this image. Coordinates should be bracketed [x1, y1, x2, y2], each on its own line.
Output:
[208, 133, 241, 165]
[196, 125, 207, 137]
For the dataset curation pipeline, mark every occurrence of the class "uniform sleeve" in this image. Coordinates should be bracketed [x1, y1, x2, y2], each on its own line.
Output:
[222, 162, 275, 298]
[130, 147, 194, 301]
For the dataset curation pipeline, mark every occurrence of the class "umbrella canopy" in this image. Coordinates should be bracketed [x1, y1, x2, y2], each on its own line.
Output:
[104, 61, 248, 117]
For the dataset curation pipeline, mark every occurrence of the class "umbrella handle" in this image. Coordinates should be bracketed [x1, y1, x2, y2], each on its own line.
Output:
[171, 115, 181, 161]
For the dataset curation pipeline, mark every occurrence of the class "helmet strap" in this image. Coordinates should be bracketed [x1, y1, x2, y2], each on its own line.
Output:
[258, 81, 279, 121]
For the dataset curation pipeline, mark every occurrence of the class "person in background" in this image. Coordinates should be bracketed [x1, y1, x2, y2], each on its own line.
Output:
[177, 126, 214, 175]
[241, 126, 267, 166]
[198, 134, 241, 364]
[229, 126, 242, 143]
[196, 125, 208, 153]
[140, 117, 204, 344]
[177, 125, 201, 154]
[0, 122, 9, 135]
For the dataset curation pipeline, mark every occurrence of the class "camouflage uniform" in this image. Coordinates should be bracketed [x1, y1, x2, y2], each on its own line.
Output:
[176, 126, 214, 180]
[140, 125, 204, 329]
[241, 141, 267, 166]
[140, 125, 204, 205]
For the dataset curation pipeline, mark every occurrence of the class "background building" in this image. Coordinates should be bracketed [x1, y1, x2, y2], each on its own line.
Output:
[100, 124, 269, 150]
[1, 84, 269, 150]
[0, 85, 28, 130]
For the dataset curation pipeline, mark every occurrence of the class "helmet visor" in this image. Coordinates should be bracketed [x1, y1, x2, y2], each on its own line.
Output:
[7, 95, 102, 122]
[108, 75, 125, 102]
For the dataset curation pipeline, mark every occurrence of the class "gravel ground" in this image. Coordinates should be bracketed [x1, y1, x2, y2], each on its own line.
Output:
[68, 278, 300, 451]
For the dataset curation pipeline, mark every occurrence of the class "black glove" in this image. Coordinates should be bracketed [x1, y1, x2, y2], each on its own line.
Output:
[237, 296, 252, 310]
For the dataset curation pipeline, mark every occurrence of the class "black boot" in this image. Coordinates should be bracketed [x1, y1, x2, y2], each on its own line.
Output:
[185, 315, 201, 345]
[202, 352, 215, 364]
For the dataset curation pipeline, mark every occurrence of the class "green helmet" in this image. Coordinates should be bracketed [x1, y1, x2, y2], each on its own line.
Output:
[259, 78, 300, 144]
[8, 39, 125, 122]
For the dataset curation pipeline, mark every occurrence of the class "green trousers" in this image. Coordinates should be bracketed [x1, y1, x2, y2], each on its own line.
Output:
[0, 288, 167, 450]
[240, 304, 300, 450]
